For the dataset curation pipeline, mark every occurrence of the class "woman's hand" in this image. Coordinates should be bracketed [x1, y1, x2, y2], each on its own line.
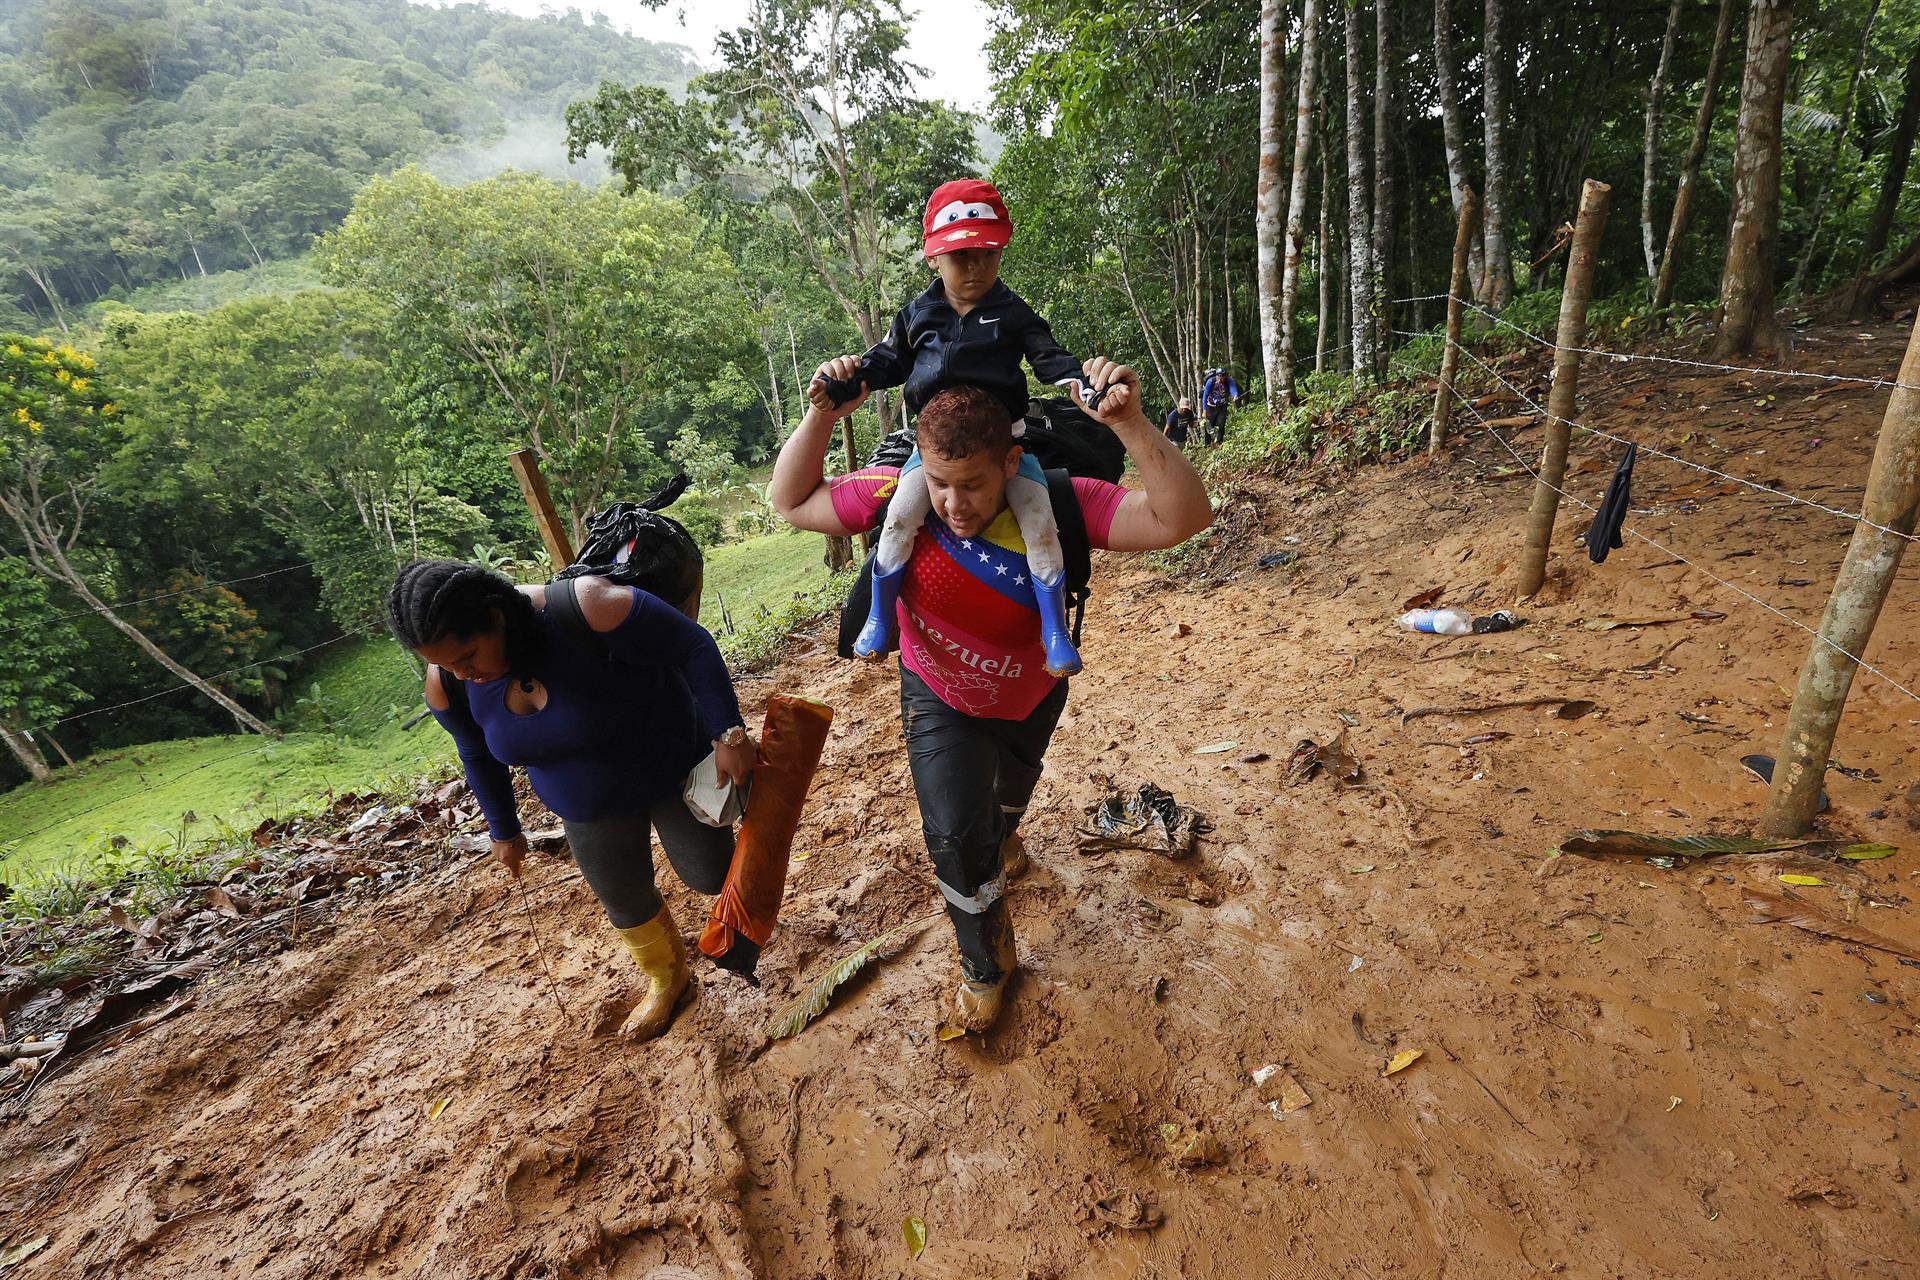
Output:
[492, 833, 530, 879]
[1081, 356, 1142, 427]
[714, 733, 758, 788]
[806, 356, 870, 418]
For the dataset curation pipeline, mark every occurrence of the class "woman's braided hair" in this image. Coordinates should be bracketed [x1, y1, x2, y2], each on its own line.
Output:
[386, 560, 543, 682]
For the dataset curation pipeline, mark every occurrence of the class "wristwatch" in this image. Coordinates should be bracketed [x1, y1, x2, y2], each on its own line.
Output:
[715, 725, 748, 748]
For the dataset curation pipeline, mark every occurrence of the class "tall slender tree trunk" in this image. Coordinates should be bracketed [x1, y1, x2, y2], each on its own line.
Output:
[1256, 0, 1289, 410]
[1280, 0, 1325, 401]
[1317, 149, 1334, 375]
[1711, 0, 1797, 359]
[0, 716, 51, 782]
[1790, 0, 1881, 296]
[1480, 0, 1515, 306]
[1402, 125, 1422, 332]
[1641, 0, 1684, 283]
[1345, 1, 1377, 379]
[1372, 0, 1398, 378]
[1844, 37, 1920, 318]
[1433, 0, 1486, 299]
[1652, 0, 1739, 313]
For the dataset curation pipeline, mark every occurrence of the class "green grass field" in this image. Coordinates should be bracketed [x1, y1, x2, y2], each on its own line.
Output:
[0, 639, 453, 884]
[1, 526, 837, 886]
[701, 524, 835, 632]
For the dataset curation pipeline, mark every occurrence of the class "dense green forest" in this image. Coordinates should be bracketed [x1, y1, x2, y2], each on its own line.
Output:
[0, 0, 695, 328]
[3, 0, 1919, 829]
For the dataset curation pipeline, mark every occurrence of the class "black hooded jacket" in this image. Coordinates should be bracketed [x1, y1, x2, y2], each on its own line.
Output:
[859, 278, 1084, 420]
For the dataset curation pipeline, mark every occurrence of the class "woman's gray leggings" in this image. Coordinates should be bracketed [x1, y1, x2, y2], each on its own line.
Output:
[562, 796, 735, 929]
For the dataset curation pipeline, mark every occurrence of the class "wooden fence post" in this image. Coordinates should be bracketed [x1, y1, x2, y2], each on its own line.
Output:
[508, 448, 576, 569]
[1431, 186, 1480, 456]
[1517, 179, 1613, 597]
[1759, 309, 1920, 836]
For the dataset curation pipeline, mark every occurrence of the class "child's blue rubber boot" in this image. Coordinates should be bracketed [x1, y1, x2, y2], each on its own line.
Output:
[854, 558, 906, 660]
[1032, 572, 1082, 677]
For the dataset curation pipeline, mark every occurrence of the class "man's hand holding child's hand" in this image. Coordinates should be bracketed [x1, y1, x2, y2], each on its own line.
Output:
[808, 356, 869, 417]
[1080, 357, 1139, 428]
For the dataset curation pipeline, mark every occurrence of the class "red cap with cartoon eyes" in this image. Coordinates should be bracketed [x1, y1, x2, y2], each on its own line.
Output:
[922, 179, 1012, 256]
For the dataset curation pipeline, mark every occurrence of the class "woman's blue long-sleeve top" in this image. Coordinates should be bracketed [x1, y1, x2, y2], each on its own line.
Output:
[429, 588, 744, 839]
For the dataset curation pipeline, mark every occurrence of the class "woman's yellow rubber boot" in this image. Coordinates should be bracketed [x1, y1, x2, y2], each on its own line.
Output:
[614, 906, 690, 1041]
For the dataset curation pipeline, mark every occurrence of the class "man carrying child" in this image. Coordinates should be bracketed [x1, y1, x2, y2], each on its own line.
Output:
[772, 179, 1211, 1031]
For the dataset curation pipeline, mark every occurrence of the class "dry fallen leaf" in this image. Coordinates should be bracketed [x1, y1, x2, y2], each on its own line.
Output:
[1382, 1049, 1424, 1077]
[1251, 1063, 1313, 1114]
[426, 1097, 452, 1122]
[0, 1235, 50, 1267]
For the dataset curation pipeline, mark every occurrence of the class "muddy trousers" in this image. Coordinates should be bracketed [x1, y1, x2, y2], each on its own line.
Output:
[900, 667, 1069, 984]
[561, 797, 735, 930]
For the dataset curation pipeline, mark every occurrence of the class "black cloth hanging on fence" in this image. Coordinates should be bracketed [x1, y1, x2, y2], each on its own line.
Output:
[1582, 442, 1638, 564]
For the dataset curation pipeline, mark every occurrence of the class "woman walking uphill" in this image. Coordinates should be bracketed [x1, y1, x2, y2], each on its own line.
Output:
[387, 561, 756, 1040]
[770, 361, 1211, 1033]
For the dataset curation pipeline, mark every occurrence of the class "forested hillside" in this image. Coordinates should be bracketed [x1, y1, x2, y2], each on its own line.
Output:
[0, 1, 764, 808]
[0, 0, 695, 329]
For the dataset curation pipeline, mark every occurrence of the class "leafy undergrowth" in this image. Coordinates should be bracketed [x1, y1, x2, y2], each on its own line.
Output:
[1191, 287, 1727, 491]
[714, 564, 859, 673]
[0, 770, 486, 1105]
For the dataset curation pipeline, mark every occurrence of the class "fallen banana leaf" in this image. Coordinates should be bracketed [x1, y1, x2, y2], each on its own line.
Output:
[903, 1216, 927, 1260]
[1560, 830, 1810, 860]
[764, 912, 940, 1041]
[1745, 888, 1920, 963]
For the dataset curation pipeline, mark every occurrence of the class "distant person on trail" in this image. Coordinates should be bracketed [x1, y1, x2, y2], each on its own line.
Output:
[386, 561, 755, 1042]
[771, 367, 1211, 1033]
[1163, 397, 1197, 449]
[1199, 368, 1241, 446]
[808, 178, 1102, 680]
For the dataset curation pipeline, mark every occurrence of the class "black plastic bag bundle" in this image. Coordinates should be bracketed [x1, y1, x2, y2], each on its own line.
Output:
[554, 474, 703, 613]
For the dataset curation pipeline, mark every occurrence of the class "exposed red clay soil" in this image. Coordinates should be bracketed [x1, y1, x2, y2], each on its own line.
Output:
[4, 311, 1919, 1279]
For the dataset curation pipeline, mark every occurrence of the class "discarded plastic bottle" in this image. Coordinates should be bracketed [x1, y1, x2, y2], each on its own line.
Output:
[1396, 607, 1474, 636]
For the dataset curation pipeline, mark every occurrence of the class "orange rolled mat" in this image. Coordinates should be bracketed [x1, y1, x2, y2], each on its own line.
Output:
[698, 694, 834, 981]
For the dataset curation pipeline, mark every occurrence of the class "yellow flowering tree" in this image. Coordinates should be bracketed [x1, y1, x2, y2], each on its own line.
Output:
[0, 333, 274, 737]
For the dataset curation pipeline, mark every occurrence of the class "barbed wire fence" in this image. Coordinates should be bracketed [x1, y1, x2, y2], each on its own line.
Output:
[1374, 268, 1919, 835]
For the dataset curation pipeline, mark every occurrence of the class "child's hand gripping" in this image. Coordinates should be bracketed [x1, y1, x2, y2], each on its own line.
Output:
[808, 356, 870, 415]
[1078, 357, 1138, 427]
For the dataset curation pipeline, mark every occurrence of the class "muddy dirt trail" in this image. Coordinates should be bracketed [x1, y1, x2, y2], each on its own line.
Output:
[6, 315, 1920, 1279]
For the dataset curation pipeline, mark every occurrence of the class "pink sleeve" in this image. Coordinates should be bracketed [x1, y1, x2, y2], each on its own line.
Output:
[1072, 477, 1129, 549]
[829, 467, 902, 532]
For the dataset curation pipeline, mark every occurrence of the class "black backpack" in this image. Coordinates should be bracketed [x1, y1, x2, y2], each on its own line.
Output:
[553, 474, 703, 613]
[834, 397, 1120, 660]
